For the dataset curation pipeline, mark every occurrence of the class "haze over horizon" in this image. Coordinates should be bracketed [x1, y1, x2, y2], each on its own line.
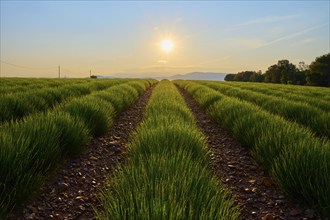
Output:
[0, 1, 329, 78]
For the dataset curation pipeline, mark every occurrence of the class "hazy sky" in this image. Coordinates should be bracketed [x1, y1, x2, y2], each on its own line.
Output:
[1, 1, 329, 78]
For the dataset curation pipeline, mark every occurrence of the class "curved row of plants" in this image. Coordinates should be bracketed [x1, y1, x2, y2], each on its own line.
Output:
[224, 82, 329, 112]
[95, 80, 240, 219]
[175, 80, 330, 216]
[0, 78, 89, 95]
[253, 82, 330, 100]
[224, 80, 330, 97]
[0, 79, 155, 218]
[0, 79, 130, 123]
[225, 78, 330, 100]
[197, 81, 330, 139]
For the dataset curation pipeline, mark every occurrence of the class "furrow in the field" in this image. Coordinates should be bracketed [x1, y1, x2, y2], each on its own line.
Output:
[1, 80, 156, 218]
[177, 85, 324, 220]
[7, 83, 156, 220]
[175, 80, 330, 217]
[95, 80, 240, 219]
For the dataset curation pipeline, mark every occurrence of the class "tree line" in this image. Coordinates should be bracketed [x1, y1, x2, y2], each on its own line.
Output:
[224, 53, 330, 87]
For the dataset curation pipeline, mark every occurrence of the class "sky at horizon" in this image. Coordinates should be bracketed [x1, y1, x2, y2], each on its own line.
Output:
[1, 1, 329, 78]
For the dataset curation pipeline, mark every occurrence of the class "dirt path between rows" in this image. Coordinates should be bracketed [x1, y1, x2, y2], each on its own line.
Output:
[177, 86, 323, 220]
[9, 85, 155, 220]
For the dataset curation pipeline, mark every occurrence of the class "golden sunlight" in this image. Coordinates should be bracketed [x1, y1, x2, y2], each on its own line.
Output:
[160, 39, 174, 53]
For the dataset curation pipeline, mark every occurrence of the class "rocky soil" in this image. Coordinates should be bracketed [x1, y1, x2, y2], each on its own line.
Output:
[8, 85, 155, 220]
[178, 86, 325, 220]
[7, 83, 327, 220]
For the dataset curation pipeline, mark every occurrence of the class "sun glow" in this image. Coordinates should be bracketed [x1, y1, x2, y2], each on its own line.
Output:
[160, 39, 174, 53]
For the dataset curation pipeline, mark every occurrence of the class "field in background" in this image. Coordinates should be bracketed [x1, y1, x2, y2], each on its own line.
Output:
[0, 78, 329, 218]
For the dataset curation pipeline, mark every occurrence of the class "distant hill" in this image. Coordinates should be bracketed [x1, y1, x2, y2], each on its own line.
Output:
[97, 72, 228, 81]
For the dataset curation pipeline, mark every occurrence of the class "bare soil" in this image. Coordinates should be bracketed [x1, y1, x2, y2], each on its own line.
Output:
[8, 85, 155, 220]
[7, 83, 326, 220]
[177, 86, 324, 220]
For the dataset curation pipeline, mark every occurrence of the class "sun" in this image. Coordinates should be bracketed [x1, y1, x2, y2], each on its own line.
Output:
[160, 39, 174, 53]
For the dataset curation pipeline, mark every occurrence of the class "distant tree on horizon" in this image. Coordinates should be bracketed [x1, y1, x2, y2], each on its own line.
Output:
[250, 70, 264, 82]
[224, 74, 236, 81]
[224, 71, 264, 82]
[264, 60, 297, 84]
[306, 53, 330, 87]
[224, 53, 329, 87]
[235, 71, 255, 82]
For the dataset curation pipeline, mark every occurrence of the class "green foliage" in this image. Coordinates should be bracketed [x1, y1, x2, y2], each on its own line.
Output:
[61, 96, 115, 137]
[198, 81, 330, 139]
[0, 93, 35, 122]
[176, 82, 223, 109]
[0, 114, 62, 216]
[0, 111, 92, 216]
[225, 71, 264, 82]
[249, 71, 264, 82]
[235, 71, 257, 82]
[224, 73, 236, 81]
[51, 112, 91, 156]
[126, 80, 150, 94]
[271, 139, 330, 214]
[96, 80, 240, 219]
[224, 53, 330, 86]
[0, 79, 153, 218]
[224, 82, 330, 112]
[98, 150, 239, 220]
[93, 87, 133, 113]
[91, 79, 155, 114]
[307, 53, 330, 87]
[177, 80, 330, 217]
[264, 60, 298, 84]
[0, 79, 128, 123]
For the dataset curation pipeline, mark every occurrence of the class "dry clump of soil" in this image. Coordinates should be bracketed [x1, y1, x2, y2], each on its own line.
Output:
[178, 86, 324, 220]
[8, 85, 155, 220]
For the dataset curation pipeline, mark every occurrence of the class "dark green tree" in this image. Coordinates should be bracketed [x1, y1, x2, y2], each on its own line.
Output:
[234, 71, 255, 82]
[264, 60, 297, 84]
[250, 70, 264, 82]
[306, 53, 330, 87]
[264, 66, 273, 83]
[293, 61, 308, 85]
[293, 71, 307, 85]
[224, 74, 236, 81]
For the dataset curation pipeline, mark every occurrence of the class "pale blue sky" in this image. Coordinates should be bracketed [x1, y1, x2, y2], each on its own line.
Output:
[1, 1, 329, 77]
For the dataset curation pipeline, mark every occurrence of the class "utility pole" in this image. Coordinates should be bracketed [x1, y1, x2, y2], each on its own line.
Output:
[58, 66, 61, 78]
[90, 70, 91, 78]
